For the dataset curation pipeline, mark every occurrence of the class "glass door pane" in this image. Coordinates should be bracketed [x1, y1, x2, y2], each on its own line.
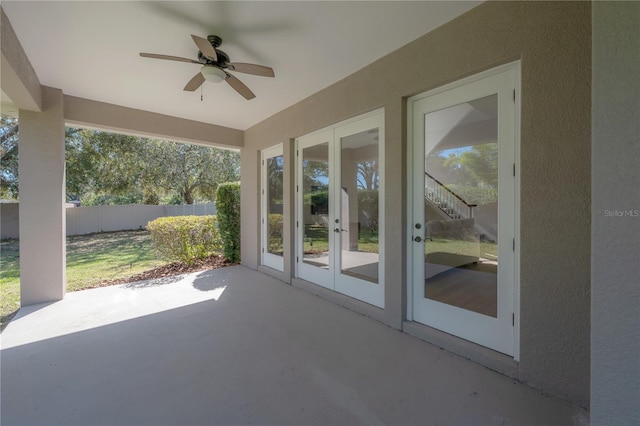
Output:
[262, 145, 284, 271]
[423, 94, 498, 317]
[339, 128, 379, 284]
[266, 155, 284, 257]
[302, 142, 330, 269]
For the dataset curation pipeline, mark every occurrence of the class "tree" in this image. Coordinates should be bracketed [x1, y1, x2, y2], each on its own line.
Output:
[70, 131, 240, 205]
[356, 160, 379, 190]
[0, 115, 19, 198]
[144, 140, 240, 204]
[1, 116, 80, 200]
[302, 159, 328, 192]
[444, 143, 498, 188]
[266, 155, 284, 204]
[426, 143, 499, 206]
[0, 116, 240, 204]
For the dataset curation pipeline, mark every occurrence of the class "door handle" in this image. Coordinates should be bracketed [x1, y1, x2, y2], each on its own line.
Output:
[334, 228, 347, 233]
[414, 236, 423, 242]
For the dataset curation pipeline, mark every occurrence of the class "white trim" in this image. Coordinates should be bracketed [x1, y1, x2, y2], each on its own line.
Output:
[407, 61, 521, 104]
[261, 144, 284, 272]
[512, 64, 521, 361]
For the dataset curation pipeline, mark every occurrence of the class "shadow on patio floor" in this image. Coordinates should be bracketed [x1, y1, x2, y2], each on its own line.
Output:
[1, 266, 588, 426]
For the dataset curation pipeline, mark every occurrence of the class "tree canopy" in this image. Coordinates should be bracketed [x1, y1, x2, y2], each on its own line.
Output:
[0, 115, 240, 204]
[0, 115, 19, 198]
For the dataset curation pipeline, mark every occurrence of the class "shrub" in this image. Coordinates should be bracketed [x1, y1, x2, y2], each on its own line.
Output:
[146, 215, 221, 265]
[304, 191, 328, 215]
[216, 182, 241, 262]
[267, 213, 284, 254]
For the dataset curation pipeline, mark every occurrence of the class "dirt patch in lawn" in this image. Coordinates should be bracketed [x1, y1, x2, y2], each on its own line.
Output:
[80, 255, 238, 290]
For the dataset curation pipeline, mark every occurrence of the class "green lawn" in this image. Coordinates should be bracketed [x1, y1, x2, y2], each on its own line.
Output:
[426, 238, 498, 260]
[303, 225, 379, 254]
[0, 230, 167, 330]
[0, 239, 20, 330]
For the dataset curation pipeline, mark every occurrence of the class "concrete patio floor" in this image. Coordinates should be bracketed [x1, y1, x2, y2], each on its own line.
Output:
[1, 266, 588, 426]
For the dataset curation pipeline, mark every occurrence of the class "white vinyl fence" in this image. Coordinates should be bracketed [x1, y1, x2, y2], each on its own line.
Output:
[1, 203, 216, 239]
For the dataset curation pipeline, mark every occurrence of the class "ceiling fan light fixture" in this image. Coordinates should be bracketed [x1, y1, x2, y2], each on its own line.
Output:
[201, 66, 226, 83]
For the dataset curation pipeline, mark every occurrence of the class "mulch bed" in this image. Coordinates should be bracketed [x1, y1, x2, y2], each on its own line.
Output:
[84, 255, 238, 290]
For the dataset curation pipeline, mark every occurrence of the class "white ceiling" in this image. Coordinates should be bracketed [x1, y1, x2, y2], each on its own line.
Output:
[2, 1, 479, 130]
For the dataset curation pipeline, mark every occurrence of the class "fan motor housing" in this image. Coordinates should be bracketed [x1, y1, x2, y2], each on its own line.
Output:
[199, 49, 230, 67]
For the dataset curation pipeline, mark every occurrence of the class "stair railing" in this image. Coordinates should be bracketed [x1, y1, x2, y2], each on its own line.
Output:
[425, 172, 477, 219]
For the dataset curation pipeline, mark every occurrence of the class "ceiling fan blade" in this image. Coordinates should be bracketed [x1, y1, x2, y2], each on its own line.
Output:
[229, 63, 275, 77]
[225, 73, 256, 100]
[191, 34, 217, 61]
[184, 72, 206, 92]
[140, 53, 200, 64]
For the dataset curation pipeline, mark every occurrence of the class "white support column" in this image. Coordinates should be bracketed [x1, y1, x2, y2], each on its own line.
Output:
[18, 86, 66, 305]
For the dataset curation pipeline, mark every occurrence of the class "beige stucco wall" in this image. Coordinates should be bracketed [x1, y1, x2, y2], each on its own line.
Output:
[591, 1, 640, 424]
[243, 1, 591, 408]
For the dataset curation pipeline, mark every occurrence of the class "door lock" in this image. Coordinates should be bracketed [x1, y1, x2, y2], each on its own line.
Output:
[414, 236, 423, 243]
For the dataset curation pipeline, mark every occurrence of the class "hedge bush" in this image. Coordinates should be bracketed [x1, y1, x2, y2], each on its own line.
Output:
[216, 182, 241, 262]
[146, 215, 221, 265]
[267, 213, 284, 255]
[304, 190, 328, 215]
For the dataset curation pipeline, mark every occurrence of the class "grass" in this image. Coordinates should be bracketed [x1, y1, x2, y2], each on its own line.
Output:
[0, 239, 21, 330]
[302, 225, 379, 254]
[66, 230, 167, 291]
[426, 238, 498, 259]
[0, 230, 167, 330]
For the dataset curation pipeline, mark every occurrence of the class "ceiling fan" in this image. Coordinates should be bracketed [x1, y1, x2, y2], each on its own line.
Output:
[140, 35, 275, 100]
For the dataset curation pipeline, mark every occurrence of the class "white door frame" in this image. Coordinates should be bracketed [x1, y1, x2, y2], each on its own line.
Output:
[261, 143, 284, 272]
[406, 62, 521, 358]
[295, 109, 385, 308]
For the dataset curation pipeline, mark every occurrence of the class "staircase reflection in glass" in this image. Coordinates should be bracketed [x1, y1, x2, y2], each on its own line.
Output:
[423, 94, 498, 317]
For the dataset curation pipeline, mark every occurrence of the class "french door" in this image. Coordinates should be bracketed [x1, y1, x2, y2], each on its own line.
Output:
[408, 65, 519, 356]
[296, 111, 384, 308]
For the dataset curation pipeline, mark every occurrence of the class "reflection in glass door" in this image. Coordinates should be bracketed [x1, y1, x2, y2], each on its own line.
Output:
[297, 131, 334, 289]
[409, 66, 517, 356]
[261, 144, 284, 271]
[296, 110, 384, 307]
[338, 129, 379, 284]
[302, 142, 331, 269]
[423, 94, 498, 318]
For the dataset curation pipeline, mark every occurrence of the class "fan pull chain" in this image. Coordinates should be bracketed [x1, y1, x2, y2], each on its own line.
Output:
[201, 85, 203, 101]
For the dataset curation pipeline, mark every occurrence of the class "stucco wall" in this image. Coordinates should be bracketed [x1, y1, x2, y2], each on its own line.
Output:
[242, 1, 591, 407]
[591, 2, 640, 424]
